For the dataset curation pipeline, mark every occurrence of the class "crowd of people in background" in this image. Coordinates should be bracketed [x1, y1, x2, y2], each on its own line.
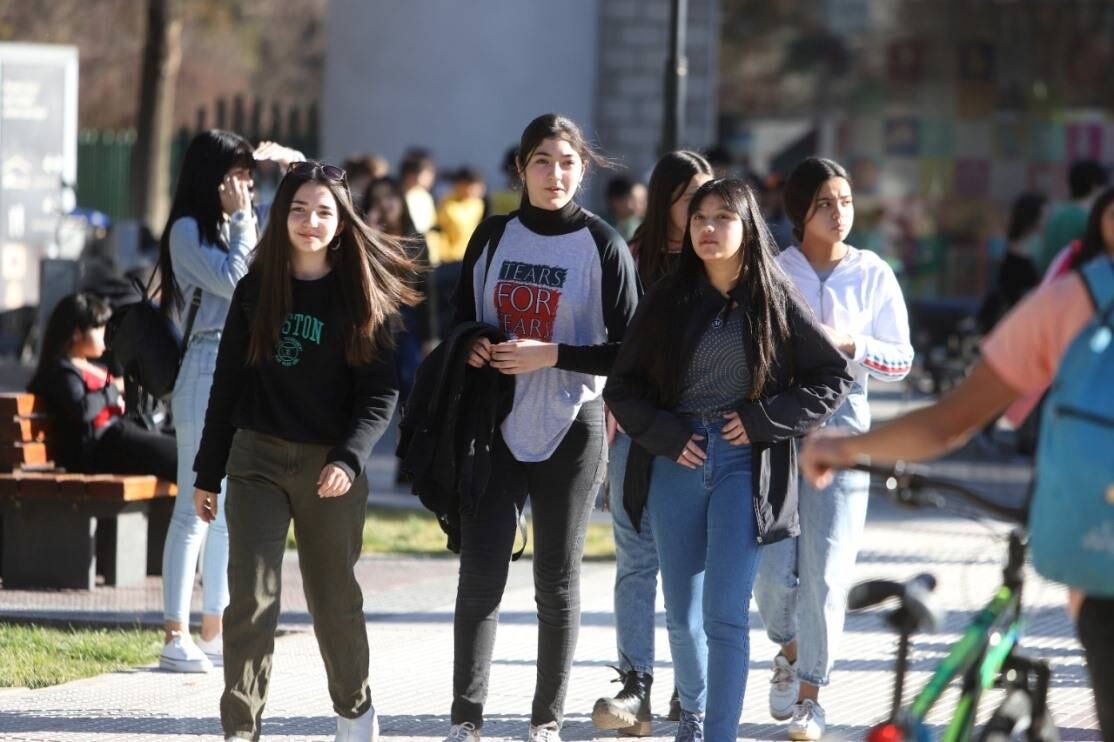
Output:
[29, 112, 1113, 742]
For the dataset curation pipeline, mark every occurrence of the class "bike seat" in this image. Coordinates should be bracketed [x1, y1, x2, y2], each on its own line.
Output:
[848, 573, 943, 634]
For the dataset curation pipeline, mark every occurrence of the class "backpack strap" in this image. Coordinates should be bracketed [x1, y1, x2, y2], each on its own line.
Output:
[1080, 257, 1114, 321]
[179, 288, 203, 358]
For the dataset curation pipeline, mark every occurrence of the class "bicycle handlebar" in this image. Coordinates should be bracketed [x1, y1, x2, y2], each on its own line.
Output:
[851, 462, 1027, 524]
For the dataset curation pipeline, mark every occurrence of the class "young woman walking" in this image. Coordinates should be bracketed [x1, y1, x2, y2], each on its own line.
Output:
[752, 158, 913, 741]
[157, 130, 303, 674]
[592, 150, 713, 736]
[604, 178, 850, 741]
[444, 113, 641, 742]
[193, 161, 417, 741]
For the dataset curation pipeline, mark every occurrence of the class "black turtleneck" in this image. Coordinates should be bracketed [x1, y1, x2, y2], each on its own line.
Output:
[516, 198, 590, 236]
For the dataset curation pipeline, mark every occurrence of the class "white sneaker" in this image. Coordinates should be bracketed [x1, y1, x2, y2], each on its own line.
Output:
[788, 699, 826, 741]
[527, 722, 561, 742]
[336, 705, 379, 742]
[768, 653, 799, 721]
[444, 722, 481, 741]
[195, 633, 224, 668]
[159, 632, 212, 673]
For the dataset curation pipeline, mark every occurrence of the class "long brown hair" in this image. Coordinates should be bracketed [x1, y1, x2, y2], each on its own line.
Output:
[246, 163, 421, 366]
[632, 150, 713, 287]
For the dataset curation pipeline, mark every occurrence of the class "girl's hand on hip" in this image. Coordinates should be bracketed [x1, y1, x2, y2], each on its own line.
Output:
[467, 337, 493, 368]
[194, 488, 219, 523]
[676, 434, 707, 469]
[721, 412, 750, 445]
[490, 338, 557, 375]
[317, 464, 353, 498]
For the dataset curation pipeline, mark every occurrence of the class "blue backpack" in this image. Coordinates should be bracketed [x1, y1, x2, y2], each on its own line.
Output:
[1028, 257, 1114, 596]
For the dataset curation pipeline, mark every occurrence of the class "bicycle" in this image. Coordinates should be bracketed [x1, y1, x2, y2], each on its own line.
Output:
[848, 462, 1060, 742]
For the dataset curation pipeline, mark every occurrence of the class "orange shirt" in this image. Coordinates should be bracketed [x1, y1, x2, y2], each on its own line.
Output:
[981, 272, 1095, 424]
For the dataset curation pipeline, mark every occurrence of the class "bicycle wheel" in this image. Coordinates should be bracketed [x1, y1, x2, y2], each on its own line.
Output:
[978, 689, 1060, 742]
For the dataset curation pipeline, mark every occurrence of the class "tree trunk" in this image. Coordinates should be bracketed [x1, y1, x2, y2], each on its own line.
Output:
[130, 0, 183, 232]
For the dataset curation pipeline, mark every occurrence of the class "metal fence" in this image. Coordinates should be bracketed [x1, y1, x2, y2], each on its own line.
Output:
[75, 97, 319, 222]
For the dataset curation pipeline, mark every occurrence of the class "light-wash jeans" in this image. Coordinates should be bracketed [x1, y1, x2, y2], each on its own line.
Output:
[163, 334, 230, 623]
[753, 468, 870, 687]
[647, 417, 761, 740]
[608, 432, 660, 675]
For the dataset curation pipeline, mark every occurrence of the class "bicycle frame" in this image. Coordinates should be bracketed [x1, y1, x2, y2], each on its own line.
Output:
[893, 530, 1030, 742]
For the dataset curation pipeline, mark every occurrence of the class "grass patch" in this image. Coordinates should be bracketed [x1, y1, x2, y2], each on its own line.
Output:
[0, 624, 161, 690]
[286, 505, 617, 560]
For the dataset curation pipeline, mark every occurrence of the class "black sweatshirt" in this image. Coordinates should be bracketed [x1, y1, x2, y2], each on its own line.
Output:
[193, 269, 398, 492]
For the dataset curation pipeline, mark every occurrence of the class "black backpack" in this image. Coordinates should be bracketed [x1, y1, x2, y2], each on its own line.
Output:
[104, 273, 201, 401]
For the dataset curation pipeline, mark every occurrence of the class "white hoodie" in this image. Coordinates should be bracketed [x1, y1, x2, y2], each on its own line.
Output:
[777, 245, 914, 432]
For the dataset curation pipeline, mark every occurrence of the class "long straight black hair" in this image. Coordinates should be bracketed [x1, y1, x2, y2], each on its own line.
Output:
[29, 293, 112, 393]
[632, 150, 713, 287]
[633, 179, 794, 403]
[157, 129, 255, 315]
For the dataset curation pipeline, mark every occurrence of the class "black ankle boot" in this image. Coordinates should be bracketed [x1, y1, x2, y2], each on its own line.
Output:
[591, 669, 653, 736]
[668, 686, 680, 721]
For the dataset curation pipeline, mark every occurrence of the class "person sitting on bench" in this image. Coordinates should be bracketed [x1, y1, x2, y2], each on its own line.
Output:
[27, 292, 176, 480]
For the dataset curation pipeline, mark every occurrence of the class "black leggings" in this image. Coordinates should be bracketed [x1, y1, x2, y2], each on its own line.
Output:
[1078, 595, 1114, 741]
[91, 418, 177, 481]
[452, 400, 606, 728]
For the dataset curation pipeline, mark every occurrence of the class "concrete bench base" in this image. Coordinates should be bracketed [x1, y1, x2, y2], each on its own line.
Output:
[1, 497, 155, 589]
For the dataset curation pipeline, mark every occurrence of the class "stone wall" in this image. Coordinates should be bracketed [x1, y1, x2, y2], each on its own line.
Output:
[594, 0, 719, 181]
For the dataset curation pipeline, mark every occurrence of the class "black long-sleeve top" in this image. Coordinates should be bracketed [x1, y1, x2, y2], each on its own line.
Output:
[193, 269, 398, 492]
[28, 359, 123, 472]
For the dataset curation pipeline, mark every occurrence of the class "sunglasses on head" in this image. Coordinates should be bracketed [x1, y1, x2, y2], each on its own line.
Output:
[288, 161, 347, 182]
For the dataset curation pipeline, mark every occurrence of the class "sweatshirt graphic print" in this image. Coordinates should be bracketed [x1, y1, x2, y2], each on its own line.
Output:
[468, 210, 638, 462]
[493, 260, 568, 341]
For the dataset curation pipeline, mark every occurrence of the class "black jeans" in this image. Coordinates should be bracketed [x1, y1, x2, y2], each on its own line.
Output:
[92, 418, 177, 481]
[452, 400, 606, 728]
[1078, 595, 1114, 741]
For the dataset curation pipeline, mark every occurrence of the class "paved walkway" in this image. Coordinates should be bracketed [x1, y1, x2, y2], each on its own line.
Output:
[0, 378, 1101, 740]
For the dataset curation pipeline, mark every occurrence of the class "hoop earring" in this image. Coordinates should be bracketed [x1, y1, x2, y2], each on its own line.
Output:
[329, 237, 341, 251]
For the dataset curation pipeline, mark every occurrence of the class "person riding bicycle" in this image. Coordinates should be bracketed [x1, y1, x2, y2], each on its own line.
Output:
[800, 250, 1114, 740]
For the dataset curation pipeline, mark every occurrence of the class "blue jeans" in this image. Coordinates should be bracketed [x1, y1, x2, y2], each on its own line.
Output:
[753, 468, 869, 687]
[608, 432, 660, 675]
[163, 334, 230, 623]
[647, 418, 761, 740]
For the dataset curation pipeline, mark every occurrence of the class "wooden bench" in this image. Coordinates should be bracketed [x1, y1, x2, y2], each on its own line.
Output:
[0, 393, 177, 589]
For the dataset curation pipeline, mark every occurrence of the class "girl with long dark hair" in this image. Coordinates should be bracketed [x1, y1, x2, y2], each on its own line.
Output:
[193, 162, 417, 741]
[157, 130, 303, 674]
[752, 158, 913, 741]
[604, 179, 850, 741]
[592, 150, 712, 736]
[443, 114, 640, 742]
[364, 175, 438, 400]
[28, 293, 176, 479]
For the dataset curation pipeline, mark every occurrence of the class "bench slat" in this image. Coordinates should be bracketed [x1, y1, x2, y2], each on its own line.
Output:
[0, 394, 42, 417]
[0, 417, 50, 443]
[0, 473, 177, 501]
[1, 441, 48, 467]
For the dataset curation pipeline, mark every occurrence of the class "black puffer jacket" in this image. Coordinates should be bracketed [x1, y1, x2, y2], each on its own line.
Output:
[603, 276, 852, 544]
